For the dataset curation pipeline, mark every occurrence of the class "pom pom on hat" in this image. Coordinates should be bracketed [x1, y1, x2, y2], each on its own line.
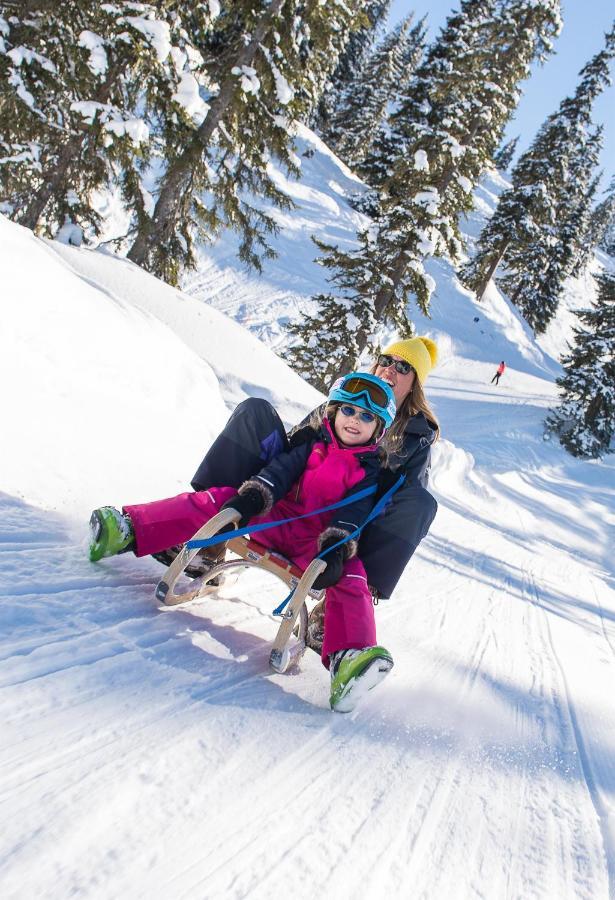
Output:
[381, 336, 438, 384]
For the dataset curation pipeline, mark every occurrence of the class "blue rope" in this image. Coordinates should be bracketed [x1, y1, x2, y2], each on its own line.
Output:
[186, 483, 378, 550]
[271, 474, 406, 616]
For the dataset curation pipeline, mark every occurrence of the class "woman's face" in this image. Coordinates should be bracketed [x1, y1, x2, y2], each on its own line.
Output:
[375, 355, 416, 405]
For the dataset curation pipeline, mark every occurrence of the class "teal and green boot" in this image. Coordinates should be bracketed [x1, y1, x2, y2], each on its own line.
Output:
[329, 645, 394, 713]
[89, 506, 135, 562]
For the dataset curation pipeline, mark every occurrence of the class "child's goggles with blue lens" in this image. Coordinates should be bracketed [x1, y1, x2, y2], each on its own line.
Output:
[338, 404, 377, 424]
[327, 372, 396, 429]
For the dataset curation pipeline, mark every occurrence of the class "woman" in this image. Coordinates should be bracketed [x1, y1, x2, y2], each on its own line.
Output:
[186, 335, 440, 601]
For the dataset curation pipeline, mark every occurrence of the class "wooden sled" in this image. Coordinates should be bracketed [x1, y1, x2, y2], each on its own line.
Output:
[154, 509, 327, 673]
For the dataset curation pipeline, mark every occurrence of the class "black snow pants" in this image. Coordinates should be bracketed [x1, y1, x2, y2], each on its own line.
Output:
[191, 398, 437, 598]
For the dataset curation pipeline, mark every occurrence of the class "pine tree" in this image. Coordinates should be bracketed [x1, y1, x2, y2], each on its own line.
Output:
[312, 0, 390, 137]
[545, 270, 615, 458]
[588, 176, 615, 262]
[0, 2, 206, 241]
[493, 135, 518, 170]
[289, 0, 562, 385]
[500, 126, 603, 333]
[601, 184, 615, 256]
[127, 0, 368, 283]
[460, 21, 615, 329]
[327, 14, 426, 171]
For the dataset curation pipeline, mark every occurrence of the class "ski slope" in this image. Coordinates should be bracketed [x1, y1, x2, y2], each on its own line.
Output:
[1, 144, 615, 899]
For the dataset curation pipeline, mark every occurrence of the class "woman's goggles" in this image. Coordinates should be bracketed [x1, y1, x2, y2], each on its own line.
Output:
[377, 354, 414, 376]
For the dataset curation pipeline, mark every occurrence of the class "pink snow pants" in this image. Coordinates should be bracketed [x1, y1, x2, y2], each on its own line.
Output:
[124, 488, 377, 665]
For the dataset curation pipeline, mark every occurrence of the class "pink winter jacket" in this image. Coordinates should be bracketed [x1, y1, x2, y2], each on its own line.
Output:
[239, 417, 384, 559]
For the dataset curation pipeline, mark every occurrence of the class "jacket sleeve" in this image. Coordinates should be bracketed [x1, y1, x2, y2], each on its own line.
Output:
[238, 441, 312, 512]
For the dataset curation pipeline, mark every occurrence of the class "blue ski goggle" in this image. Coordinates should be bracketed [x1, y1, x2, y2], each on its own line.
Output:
[327, 373, 396, 429]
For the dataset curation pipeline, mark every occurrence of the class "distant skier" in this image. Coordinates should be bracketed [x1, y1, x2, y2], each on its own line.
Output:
[89, 374, 399, 713]
[491, 361, 506, 385]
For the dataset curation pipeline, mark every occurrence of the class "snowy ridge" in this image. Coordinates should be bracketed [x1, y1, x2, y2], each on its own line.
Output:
[2, 125, 615, 898]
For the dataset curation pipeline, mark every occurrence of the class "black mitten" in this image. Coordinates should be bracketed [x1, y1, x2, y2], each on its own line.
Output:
[220, 488, 265, 528]
[313, 535, 347, 590]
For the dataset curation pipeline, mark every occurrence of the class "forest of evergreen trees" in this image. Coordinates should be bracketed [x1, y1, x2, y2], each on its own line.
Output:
[1, 1, 613, 457]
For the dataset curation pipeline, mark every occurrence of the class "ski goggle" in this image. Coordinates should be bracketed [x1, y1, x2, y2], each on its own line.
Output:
[338, 404, 377, 424]
[327, 373, 396, 429]
[377, 354, 415, 376]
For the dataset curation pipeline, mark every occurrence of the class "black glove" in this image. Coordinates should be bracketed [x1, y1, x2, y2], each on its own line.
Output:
[313, 536, 347, 590]
[220, 488, 265, 528]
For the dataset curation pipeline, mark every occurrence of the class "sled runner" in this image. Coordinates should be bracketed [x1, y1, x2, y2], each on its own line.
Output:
[155, 508, 327, 673]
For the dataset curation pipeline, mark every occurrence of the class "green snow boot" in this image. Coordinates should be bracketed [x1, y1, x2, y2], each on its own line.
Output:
[89, 506, 135, 562]
[329, 645, 394, 713]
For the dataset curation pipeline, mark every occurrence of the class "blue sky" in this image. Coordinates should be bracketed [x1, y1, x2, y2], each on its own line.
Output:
[389, 0, 615, 192]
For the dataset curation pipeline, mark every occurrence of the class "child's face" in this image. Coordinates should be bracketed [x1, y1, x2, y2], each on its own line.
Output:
[334, 404, 379, 446]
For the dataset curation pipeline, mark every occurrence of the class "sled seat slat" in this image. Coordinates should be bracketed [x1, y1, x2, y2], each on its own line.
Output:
[225, 535, 323, 598]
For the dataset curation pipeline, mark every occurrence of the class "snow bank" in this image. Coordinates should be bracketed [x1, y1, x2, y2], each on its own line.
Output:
[2, 215, 318, 522]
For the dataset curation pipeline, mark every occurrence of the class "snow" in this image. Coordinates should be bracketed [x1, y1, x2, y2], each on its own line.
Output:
[78, 30, 108, 76]
[232, 64, 261, 95]
[270, 63, 294, 105]
[7, 70, 35, 110]
[171, 72, 210, 125]
[122, 15, 171, 62]
[414, 148, 429, 171]
[104, 115, 149, 144]
[6, 45, 56, 73]
[70, 101, 149, 144]
[2, 129, 615, 898]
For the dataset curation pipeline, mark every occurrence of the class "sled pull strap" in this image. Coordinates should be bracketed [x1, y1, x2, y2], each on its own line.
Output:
[187, 483, 378, 551]
[315, 474, 406, 561]
[273, 474, 406, 616]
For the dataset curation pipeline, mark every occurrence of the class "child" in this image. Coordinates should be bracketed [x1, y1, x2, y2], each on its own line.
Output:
[88, 373, 397, 713]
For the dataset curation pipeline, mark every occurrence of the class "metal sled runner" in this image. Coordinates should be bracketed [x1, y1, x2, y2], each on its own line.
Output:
[154, 508, 327, 673]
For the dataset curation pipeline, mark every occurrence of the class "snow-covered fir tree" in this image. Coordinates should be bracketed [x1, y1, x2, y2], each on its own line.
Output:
[312, 0, 390, 138]
[602, 194, 615, 256]
[459, 21, 615, 332]
[326, 14, 426, 171]
[0, 2, 207, 242]
[127, 0, 367, 283]
[501, 126, 603, 334]
[587, 176, 615, 264]
[545, 269, 615, 458]
[288, 0, 562, 387]
[493, 135, 518, 171]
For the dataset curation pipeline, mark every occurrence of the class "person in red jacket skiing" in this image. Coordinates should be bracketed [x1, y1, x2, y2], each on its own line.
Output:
[88, 373, 398, 713]
[491, 361, 506, 385]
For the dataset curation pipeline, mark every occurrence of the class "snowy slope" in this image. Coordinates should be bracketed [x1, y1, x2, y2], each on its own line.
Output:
[2, 136, 615, 900]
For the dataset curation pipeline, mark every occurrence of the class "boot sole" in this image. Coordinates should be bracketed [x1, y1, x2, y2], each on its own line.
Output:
[331, 656, 393, 713]
[88, 510, 106, 562]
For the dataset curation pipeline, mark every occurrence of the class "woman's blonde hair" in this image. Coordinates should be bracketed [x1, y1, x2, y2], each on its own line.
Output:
[368, 362, 440, 453]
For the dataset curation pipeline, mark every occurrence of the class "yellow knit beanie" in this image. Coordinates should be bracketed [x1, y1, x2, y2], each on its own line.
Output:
[381, 336, 438, 385]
